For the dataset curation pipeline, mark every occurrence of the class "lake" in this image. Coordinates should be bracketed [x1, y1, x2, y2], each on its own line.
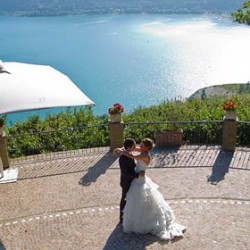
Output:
[0, 14, 250, 123]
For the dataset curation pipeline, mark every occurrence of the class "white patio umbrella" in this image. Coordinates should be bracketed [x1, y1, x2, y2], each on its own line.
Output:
[0, 60, 94, 114]
[0, 60, 94, 181]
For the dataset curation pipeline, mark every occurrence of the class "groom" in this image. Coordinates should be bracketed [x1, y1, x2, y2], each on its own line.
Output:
[114, 138, 143, 224]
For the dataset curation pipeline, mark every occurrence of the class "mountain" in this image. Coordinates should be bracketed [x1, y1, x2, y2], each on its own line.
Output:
[0, 0, 245, 16]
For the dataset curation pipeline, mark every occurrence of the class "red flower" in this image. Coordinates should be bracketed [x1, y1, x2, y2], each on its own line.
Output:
[108, 103, 124, 114]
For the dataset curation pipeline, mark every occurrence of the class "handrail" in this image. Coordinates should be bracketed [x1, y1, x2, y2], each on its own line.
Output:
[6, 123, 109, 138]
[4, 120, 250, 162]
[124, 120, 223, 125]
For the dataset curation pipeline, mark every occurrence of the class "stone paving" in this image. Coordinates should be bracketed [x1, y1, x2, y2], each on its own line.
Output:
[0, 146, 250, 250]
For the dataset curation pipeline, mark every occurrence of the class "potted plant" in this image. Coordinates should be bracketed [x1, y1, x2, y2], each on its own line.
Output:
[223, 99, 237, 120]
[155, 128, 183, 147]
[108, 103, 124, 123]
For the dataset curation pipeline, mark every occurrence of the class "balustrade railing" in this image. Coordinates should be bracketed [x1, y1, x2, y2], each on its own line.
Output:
[237, 121, 250, 146]
[124, 120, 223, 145]
[4, 120, 250, 165]
[6, 124, 109, 163]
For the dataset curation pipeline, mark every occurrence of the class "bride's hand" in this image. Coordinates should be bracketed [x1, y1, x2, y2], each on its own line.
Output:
[139, 171, 145, 177]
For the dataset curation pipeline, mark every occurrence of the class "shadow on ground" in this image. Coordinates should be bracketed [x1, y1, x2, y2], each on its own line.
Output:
[103, 223, 184, 250]
[79, 153, 117, 186]
[0, 240, 6, 250]
[151, 147, 180, 168]
[207, 149, 233, 185]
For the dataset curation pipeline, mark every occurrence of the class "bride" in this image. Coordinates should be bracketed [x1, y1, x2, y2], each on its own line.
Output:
[115, 138, 186, 240]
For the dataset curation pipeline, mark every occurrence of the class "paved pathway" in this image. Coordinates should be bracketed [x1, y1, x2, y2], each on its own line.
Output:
[0, 146, 250, 250]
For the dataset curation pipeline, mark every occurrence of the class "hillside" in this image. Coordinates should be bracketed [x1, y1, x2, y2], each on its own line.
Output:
[188, 82, 250, 100]
[0, 0, 244, 16]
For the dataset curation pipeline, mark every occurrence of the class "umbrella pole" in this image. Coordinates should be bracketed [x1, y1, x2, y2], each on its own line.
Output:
[0, 157, 3, 178]
[0, 133, 10, 172]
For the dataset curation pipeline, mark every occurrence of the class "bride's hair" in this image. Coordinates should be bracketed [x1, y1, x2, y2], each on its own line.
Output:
[142, 138, 154, 151]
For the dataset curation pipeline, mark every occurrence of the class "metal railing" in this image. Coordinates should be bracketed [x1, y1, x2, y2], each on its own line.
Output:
[7, 124, 109, 164]
[5, 119, 250, 164]
[124, 120, 224, 145]
[237, 121, 250, 146]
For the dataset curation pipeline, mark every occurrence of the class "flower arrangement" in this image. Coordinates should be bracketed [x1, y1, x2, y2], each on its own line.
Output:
[223, 99, 236, 111]
[108, 103, 124, 115]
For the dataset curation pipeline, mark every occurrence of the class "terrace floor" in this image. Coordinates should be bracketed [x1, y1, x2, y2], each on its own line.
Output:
[0, 145, 250, 250]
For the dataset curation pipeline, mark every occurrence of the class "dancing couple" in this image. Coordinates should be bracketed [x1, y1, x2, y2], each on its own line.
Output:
[114, 138, 186, 240]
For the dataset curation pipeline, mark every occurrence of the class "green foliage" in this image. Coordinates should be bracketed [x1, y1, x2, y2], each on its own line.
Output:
[125, 94, 250, 122]
[4, 94, 250, 158]
[122, 94, 250, 144]
[231, 0, 250, 25]
[0, 115, 7, 126]
[6, 107, 109, 158]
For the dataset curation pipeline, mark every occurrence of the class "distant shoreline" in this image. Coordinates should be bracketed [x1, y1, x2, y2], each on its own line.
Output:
[188, 82, 250, 100]
[0, 10, 233, 18]
[0, 1, 238, 18]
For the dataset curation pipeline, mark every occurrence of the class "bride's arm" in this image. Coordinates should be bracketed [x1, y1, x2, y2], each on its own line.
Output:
[121, 151, 150, 164]
[132, 146, 141, 152]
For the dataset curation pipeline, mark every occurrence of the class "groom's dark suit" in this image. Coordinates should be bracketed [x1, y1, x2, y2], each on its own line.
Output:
[119, 153, 138, 223]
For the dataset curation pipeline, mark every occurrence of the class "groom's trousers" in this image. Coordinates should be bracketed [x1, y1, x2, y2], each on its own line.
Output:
[120, 184, 131, 222]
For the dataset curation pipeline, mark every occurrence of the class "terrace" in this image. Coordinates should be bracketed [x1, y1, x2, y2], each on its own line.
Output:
[0, 119, 250, 249]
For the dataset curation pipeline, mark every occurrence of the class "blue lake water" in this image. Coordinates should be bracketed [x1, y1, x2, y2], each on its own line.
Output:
[0, 14, 250, 124]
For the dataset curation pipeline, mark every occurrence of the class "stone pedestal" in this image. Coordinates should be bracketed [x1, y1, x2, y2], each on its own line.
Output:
[109, 122, 124, 152]
[222, 119, 237, 151]
[0, 133, 10, 169]
[224, 111, 237, 120]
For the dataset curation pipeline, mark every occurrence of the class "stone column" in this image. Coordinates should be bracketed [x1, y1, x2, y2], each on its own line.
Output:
[0, 132, 10, 169]
[222, 118, 237, 151]
[109, 121, 124, 152]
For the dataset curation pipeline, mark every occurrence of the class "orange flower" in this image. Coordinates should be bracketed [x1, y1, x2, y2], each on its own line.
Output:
[223, 99, 236, 111]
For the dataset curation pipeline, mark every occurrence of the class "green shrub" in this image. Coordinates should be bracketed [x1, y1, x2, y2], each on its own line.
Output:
[5, 94, 250, 158]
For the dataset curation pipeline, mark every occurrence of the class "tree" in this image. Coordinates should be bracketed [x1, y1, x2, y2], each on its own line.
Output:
[201, 89, 207, 100]
[231, 0, 250, 25]
[239, 84, 245, 94]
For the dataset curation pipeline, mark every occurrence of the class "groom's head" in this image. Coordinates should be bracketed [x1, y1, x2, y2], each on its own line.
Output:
[124, 138, 136, 151]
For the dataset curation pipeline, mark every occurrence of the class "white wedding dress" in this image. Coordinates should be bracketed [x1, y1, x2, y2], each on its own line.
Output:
[123, 159, 186, 240]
